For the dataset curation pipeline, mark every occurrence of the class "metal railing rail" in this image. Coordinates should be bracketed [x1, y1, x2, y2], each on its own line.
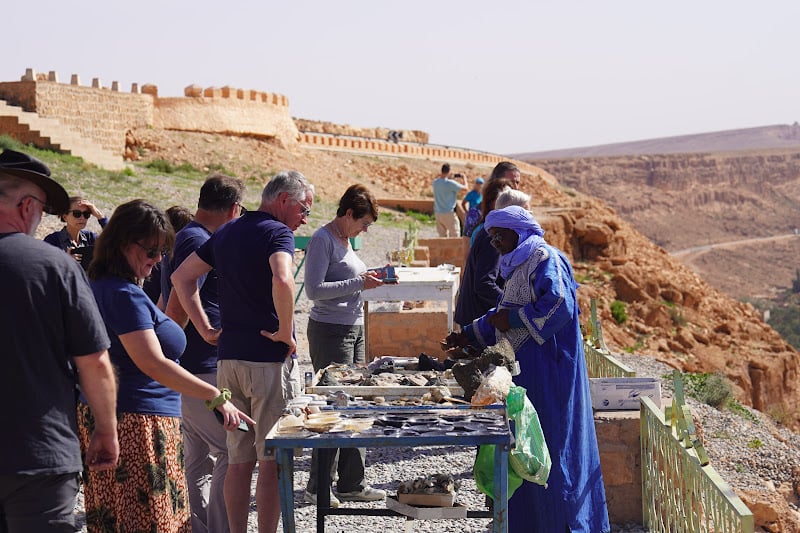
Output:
[583, 299, 636, 378]
[640, 371, 754, 532]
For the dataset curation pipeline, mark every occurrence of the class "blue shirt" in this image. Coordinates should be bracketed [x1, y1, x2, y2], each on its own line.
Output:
[91, 277, 187, 416]
[196, 211, 295, 363]
[463, 189, 482, 210]
[161, 221, 220, 374]
[432, 177, 464, 214]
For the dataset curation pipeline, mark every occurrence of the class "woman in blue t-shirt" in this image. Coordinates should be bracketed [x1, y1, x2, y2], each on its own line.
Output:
[77, 199, 253, 533]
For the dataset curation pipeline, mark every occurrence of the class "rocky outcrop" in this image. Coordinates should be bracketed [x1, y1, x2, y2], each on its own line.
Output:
[294, 118, 429, 144]
[528, 188, 800, 431]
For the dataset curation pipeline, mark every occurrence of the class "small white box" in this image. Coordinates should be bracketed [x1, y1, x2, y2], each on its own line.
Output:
[589, 377, 661, 410]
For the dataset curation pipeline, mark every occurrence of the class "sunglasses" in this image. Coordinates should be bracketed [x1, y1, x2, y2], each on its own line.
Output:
[135, 242, 169, 259]
[71, 210, 92, 219]
[237, 202, 247, 217]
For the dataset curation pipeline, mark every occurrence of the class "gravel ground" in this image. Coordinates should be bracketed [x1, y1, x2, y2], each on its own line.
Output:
[73, 221, 800, 532]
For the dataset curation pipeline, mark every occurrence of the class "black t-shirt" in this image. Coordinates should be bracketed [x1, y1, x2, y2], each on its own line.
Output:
[0, 233, 110, 475]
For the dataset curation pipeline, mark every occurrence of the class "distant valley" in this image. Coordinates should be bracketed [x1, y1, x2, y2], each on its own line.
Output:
[516, 124, 800, 302]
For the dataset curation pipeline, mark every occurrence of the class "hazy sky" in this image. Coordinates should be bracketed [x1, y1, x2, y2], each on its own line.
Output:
[3, 1, 798, 155]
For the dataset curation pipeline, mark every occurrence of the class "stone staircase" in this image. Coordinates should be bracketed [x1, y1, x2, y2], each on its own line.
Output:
[0, 99, 124, 170]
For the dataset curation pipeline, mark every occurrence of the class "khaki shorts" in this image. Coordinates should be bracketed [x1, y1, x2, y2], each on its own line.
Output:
[217, 356, 301, 463]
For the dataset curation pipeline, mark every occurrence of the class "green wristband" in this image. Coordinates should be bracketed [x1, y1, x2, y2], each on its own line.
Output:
[205, 388, 232, 410]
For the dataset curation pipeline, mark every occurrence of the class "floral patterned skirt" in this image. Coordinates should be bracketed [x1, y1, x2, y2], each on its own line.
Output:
[78, 403, 190, 533]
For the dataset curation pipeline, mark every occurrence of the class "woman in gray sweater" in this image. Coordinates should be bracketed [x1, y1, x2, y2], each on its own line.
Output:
[303, 184, 386, 506]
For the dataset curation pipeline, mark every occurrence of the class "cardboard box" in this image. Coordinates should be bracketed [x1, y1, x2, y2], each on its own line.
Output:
[398, 492, 455, 507]
[386, 497, 467, 519]
[589, 377, 661, 410]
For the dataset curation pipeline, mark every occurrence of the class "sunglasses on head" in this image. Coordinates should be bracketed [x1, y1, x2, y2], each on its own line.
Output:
[71, 210, 92, 219]
[135, 242, 169, 259]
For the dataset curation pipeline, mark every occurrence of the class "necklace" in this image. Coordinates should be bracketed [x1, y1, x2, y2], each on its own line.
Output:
[331, 219, 347, 241]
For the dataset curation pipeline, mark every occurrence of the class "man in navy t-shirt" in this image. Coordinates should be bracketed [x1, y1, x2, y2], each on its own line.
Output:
[171, 170, 314, 533]
[162, 173, 245, 533]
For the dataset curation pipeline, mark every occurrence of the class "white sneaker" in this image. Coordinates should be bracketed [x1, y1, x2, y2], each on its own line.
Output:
[335, 486, 387, 502]
[304, 489, 340, 508]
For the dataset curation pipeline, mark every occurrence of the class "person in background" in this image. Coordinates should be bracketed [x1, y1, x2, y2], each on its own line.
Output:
[0, 149, 119, 532]
[170, 171, 313, 533]
[445, 206, 610, 533]
[454, 178, 512, 329]
[463, 161, 522, 238]
[432, 163, 466, 237]
[302, 184, 386, 507]
[146, 205, 194, 306]
[44, 195, 107, 269]
[460, 176, 484, 225]
[80, 199, 252, 533]
[162, 175, 245, 533]
[494, 188, 530, 211]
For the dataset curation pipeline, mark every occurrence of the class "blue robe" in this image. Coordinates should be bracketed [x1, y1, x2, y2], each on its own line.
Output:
[466, 244, 610, 533]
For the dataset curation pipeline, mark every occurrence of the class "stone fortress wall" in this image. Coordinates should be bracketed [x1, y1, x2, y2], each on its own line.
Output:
[0, 69, 299, 158]
[0, 70, 153, 155]
[0, 68, 503, 166]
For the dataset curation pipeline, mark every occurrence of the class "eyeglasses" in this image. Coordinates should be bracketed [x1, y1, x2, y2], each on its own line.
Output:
[296, 202, 311, 217]
[236, 202, 247, 217]
[135, 242, 169, 259]
[17, 194, 51, 213]
[71, 210, 92, 219]
[489, 232, 504, 245]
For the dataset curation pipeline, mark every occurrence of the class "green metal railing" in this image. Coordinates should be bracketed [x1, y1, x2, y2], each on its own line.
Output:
[583, 299, 636, 378]
[640, 371, 754, 532]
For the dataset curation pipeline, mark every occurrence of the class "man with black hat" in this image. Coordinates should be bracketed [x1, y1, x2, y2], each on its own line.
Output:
[0, 149, 119, 532]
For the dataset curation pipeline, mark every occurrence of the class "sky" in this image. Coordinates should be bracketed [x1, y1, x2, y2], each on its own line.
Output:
[3, 1, 799, 155]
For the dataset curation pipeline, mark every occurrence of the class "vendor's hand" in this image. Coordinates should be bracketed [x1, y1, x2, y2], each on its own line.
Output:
[216, 401, 256, 432]
[488, 309, 511, 332]
[200, 327, 222, 346]
[361, 271, 383, 290]
[443, 331, 470, 350]
[260, 327, 297, 357]
[69, 249, 83, 262]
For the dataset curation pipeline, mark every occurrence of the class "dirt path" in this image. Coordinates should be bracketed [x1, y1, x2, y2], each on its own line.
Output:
[671, 233, 799, 261]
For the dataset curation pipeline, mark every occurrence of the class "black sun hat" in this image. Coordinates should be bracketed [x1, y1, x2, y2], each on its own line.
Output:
[0, 149, 68, 214]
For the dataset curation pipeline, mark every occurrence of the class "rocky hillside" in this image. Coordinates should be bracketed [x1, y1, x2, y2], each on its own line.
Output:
[522, 150, 800, 301]
[129, 128, 800, 430]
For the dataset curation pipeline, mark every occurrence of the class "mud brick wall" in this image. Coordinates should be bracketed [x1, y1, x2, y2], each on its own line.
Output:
[0, 80, 153, 155]
[377, 198, 435, 215]
[417, 237, 468, 268]
[367, 307, 448, 359]
[154, 85, 300, 149]
[301, 132, 503, 164]
[594, 410, 643, 524]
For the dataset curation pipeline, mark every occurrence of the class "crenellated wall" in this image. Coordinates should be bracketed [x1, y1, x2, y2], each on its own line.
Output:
[301, 132, 504, 164]
[154, 84, 299, 149]
[0, 69, 300, 156]
[0, 68, 503, 164]
[0, 71, 153, 155]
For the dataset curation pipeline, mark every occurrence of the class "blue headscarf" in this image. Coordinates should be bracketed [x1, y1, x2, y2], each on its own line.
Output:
[484, 205, 546, 278]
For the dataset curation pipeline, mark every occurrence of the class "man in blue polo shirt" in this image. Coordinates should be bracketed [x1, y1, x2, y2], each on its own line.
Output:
[162, 173, 245, 533]
[432, 163, 466, 237]
[171, 170, 314, 533]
